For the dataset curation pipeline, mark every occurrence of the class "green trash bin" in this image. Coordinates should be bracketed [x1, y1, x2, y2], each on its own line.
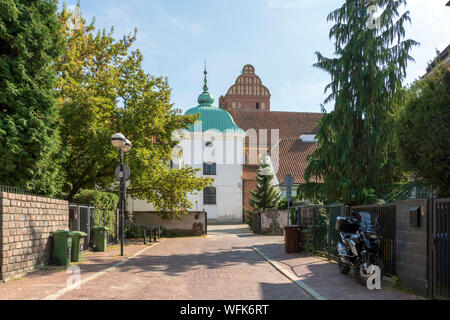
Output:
[51, 230, 72, 266]
[93, 226, 108, 252]
[69, 231, 87, 262]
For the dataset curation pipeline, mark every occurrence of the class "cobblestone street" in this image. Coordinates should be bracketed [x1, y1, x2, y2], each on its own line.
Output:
[0, 225, 422, 300]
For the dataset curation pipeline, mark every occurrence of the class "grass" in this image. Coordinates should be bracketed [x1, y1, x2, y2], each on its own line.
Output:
[391, 276, 415, 294]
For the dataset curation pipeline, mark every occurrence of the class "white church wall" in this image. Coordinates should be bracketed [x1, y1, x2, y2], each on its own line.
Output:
[130, 130, 244, 223]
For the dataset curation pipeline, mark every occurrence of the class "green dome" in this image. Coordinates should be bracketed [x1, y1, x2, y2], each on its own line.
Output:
[185, 69, 244, 134]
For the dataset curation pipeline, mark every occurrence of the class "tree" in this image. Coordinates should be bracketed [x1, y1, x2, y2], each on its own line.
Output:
[396, 63, 450, 197]
[57, 5, 211, 217]
[247, 162, 281, 212]
[302, 0, 417, 205]
[0, 0, 64, 195]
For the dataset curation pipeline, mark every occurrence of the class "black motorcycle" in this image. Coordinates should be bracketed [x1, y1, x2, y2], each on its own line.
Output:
[335, 211, 384, 285]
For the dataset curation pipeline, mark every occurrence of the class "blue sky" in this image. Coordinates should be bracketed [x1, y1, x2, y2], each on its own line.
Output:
[61, 0, 450, 113]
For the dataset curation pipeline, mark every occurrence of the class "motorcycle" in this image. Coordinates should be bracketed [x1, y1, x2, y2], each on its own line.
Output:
[335, 211, 384, 285]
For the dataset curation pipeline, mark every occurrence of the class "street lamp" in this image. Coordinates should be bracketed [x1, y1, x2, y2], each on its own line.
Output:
[111, 133, 131, 256]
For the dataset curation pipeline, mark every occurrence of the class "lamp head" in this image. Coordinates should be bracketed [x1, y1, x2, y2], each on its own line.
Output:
[111, 133, 126, 149]
[123, 139, 132, 153]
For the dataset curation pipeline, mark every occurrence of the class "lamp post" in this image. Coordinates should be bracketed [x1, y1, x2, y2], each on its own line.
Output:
[111, 133, 132, 256]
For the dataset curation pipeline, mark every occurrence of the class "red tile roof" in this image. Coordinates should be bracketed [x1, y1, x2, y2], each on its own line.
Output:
[228, 110, 322, 146]
[270, 138, 320, 185]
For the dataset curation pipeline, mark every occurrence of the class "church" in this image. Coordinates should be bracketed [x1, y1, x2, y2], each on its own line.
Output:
[219, 64, 322, 221]
[130, 64, 322, 223]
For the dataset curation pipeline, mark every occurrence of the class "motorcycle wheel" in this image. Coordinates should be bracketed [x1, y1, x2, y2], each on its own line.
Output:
[353, 259, 373, 286]
[338, 259, 350, 275]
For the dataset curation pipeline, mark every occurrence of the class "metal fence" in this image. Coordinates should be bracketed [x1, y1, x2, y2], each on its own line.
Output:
[432, 198, 450, 299]
[304, 204, 344, 260]
[300, 202, 397, 277]
[0, 185, 64, 199]
[349, 203, 397, 276]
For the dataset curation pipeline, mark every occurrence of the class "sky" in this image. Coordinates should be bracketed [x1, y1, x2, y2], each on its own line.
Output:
[60, 0, 450, 113]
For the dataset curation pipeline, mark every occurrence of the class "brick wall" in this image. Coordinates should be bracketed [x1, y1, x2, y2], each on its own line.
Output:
[0, 192, 69, 282]
[133, 211, 207, 235]
[396, 199, 428, 297]
[242, 164, 258, 222]
[299, 205, 316, 230]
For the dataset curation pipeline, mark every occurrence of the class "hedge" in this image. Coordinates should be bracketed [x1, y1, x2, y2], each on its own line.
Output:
[73, 190, 119, 238]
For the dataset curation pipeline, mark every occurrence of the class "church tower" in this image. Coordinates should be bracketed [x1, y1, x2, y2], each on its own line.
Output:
[219, 64, 271, 112]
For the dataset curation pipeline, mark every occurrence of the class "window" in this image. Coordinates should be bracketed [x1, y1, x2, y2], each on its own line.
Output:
[203, 187, 216, 205]
[203, 163, 216, 175]
[256, 103, 260, 109]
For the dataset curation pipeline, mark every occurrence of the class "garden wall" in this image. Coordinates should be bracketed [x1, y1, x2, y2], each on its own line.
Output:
[133, 211, 207, 235]
[0, 192, 69, 282]
[396, 199, 429, 297]
[253, 209, 289, 234]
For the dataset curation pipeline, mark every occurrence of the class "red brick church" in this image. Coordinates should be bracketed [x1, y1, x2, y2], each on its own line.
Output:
[219, 64, 323, 221]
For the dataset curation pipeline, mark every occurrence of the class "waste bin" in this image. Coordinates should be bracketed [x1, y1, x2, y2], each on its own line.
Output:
[51, 230, 72, 266]
[284, 225, 301, 253]
[69, 231, 87, 262]
[93, 226, 108, 252]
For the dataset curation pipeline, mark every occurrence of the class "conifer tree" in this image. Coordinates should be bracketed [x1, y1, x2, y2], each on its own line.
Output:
[0, 0, 63, 195]
[303, 0, 418, 205]
[248, 162, 281, 212]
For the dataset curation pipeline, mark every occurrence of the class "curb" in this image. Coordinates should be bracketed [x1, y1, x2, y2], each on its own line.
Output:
[252, 247, 327, 300]
[43, 240, 163, 300]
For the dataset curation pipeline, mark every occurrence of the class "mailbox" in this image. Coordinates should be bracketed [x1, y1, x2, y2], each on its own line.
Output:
[409, 206, 421, 227]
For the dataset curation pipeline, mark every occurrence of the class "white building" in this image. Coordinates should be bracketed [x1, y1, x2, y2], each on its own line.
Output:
[130, 69, 245, 223]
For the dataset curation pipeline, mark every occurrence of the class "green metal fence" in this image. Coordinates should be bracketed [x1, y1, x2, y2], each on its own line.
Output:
[308, 203, 345, 260]
[349, 204, 397, 276]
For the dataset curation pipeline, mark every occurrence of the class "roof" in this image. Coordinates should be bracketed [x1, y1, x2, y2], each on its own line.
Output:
[426, 44, 450, 74]
[270, 138, 320, 185]
[185, 106, 244, 133]
[185, 69, 244, 134]
[228, 110, 322, 145]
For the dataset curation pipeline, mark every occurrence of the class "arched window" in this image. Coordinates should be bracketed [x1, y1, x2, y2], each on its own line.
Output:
[203, 187, 216, 205]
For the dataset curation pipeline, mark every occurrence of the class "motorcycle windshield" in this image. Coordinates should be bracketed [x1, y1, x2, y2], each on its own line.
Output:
[358, 212, 379, 233]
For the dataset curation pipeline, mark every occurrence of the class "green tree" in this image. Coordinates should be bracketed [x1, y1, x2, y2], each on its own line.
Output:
[247, 162, 281, 212]
[0, 0, 64, 195]
[57, 5, 211, 217]
[302, 0, 417, 205]
[396, 63, 450, 197]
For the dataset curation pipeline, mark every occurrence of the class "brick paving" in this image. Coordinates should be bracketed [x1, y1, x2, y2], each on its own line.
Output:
[0, 224, 423, 300]
[0, 241, 153, 300]
[55, 225, 309, 300]
[253, 241, 424, 300]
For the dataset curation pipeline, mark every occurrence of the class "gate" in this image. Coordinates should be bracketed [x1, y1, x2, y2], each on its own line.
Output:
[309, 204, 344, 260]
[69, 204, 96, 251]
[350, 203, 397, 276]
[432, 198, 450, 299]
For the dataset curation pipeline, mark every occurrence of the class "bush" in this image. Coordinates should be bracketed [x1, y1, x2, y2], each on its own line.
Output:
[278, 198, 288, 210]
[73, 190, 119, 238]
[396, 64, 450, 197]
[125, 224, 144, 239]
